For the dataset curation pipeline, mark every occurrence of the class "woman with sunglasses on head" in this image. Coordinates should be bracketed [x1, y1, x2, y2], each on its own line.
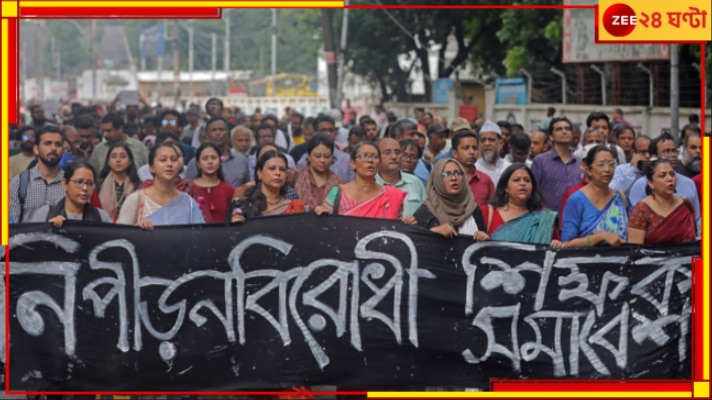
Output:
[190, 143, 235, 223]
[118, 142, 204, 229]
[98, 142, 141, 222]
[30, 160, 112, 226]
[562, 145, 630, 247]
[480, 163, 562, 246]
[403, 158, 489, 240]
[315, 141, 406, 219]
[627, 158, 697, 245]
[228, 150, 306, 223]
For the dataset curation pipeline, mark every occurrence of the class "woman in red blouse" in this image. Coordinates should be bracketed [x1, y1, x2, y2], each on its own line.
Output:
[190, 143, 235, 223]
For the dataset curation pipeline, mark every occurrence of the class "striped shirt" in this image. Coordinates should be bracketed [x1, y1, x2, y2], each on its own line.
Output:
[9, 165, 65, 223]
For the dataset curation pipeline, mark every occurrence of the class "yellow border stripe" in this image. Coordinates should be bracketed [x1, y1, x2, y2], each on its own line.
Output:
[367, 392, 692, 398]
[20, 1, 344, 7]
[1, 18, 8, 245]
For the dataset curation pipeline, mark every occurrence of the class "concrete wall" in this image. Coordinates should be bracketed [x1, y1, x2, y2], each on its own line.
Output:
[491, 104, 711, 138]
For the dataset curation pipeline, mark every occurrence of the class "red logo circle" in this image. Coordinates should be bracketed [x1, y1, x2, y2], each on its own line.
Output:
[602, 3, 637, 37]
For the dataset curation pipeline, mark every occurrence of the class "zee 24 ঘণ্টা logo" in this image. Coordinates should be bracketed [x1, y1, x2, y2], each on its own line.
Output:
[600, 1, 709, 40]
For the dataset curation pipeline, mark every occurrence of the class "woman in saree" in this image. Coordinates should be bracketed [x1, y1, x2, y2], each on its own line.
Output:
[293, 133, 344, 210]
[117, 142, 204, 229]
[99, 142, 141, 222]
[628, 159, 697, 245]
[404, 158, 489, 240]
[30, 160, 112, 225]
[562, 145, 630, 247]
[480, 163, 562, 246]
[190, 143, 235, 223]
[227, 150, 306, 223]
[314, 141, 406, 219]
[232, 143, 299, 200]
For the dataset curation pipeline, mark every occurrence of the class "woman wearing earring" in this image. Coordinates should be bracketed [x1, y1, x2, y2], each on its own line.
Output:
[480, 163, 562, 246]
[118, 142, 204, 229]
[561, 145, 630, 247]
[627, 159, 697, 245]
[314, 141, 406, 219]
[293, 133, 344, 210]
[227, 150, 306, 223]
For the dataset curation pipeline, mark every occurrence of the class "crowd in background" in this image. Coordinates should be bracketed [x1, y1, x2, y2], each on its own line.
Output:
[8, 97, 704, 249]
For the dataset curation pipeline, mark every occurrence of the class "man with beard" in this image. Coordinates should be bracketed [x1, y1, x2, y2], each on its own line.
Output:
[675, 133, 700, 178]
[361, 117, 380, 142]
[451, 130, 494, 208]
[9, 126, 66, 223]
[73, 115, 97, 161]
[89, 113, 149, 173]
[28, 104, 56, 130]
[9, 126, 36, 180]
[628, 132, 700, 222]
[475, 120, 511, 186]
[376, 137, 426, 216]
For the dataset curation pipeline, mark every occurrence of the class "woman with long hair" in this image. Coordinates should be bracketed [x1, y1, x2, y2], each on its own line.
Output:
[628, 158, 697, 244]
[562, 145, 630, 247]
[99, 142, 141, 222]
[30, 160, 112, 225]
[228, 150, 306, 223]
[314, 141, 406, 219]
[293, 133, 344, 210]
[480, 163, 562, 246]
[190, 143, 235, 223]
[118, 142, 204, 229]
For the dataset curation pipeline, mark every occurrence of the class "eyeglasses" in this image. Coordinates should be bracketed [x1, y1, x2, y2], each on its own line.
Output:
[441, 171, 464, 179]
[594, 161, 617, 169]
[162, 119, 177, 126]
[356, 153, 380, 162]
[207, 103, 221, 109]
[69, 179, 96, 188]
[660, 148, 679, 156]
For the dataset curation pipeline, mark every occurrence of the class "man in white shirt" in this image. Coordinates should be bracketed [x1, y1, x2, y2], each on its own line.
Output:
[475, 120, 511, 186]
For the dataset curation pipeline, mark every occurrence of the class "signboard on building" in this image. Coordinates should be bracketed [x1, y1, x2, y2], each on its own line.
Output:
[433, 78, 452, 104]
[496, 78, 527, 105]
[562, 0, 670, 63]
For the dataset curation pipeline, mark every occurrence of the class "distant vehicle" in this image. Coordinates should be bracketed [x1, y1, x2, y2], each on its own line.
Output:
[247, 74, 317, 97]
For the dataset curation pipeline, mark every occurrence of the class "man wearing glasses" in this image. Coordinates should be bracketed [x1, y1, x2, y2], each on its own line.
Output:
[610, 135, 651, 197]
[628, 133, 700, 222]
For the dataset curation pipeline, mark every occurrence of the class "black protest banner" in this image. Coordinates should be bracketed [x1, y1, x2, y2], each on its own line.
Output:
[4, 214, 698, 391]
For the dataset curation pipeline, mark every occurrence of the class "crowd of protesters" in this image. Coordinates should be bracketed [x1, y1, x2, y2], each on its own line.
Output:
[9, 98, 704, 249]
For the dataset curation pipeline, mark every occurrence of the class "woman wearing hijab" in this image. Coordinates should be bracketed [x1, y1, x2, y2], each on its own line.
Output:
[404, 158, 489, 240]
